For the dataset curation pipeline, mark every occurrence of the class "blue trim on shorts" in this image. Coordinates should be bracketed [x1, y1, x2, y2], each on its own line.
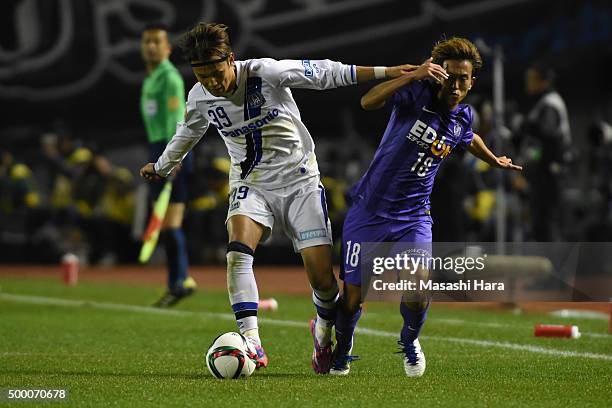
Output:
[319, 184, 329, 222]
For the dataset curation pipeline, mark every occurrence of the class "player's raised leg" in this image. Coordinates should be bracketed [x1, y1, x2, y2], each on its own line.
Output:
[226, 214, 268, 368]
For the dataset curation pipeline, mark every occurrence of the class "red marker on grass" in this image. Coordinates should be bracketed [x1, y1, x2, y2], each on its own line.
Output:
[534, 324, 580, 339]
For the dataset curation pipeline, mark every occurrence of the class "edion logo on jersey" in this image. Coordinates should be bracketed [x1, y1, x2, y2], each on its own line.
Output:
[407, 119, 452, 159]
[221, 109, 280, 137]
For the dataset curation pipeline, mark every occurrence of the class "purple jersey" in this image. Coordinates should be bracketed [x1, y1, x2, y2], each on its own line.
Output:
[350, 80, 474, 220]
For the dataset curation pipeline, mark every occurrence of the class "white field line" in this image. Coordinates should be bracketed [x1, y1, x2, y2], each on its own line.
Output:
[549, 309, 609, 320]
[435, 317, 508, 328]
[1, 293, 611, 361]
[433, 318, 609, 339]
[581, 332, 611, 339]
[355, 326, 612, 360]
[364, 313, 610, 338]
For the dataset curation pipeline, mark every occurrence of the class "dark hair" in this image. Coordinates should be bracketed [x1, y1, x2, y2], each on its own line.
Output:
[431, 37, 483, 77]
[143, 23, 169, 33]
[178, 22, 232, 63]
[529, 60, 555, 84]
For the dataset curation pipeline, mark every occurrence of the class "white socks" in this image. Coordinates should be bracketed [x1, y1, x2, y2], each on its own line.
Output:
[312, 283, 339, 345]
[227, 248, 260, 343]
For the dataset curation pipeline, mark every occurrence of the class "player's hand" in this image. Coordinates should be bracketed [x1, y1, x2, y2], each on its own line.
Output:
[495, 156, 523, 171]
[139, 163, 162, 181]
[412, 58, 448, 83]
[385, 63, 419, 78]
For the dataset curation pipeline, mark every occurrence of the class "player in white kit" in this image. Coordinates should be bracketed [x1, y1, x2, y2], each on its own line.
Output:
[140, 22, 415, 373]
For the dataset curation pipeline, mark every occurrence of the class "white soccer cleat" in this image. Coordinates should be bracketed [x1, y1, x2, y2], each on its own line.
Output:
[329, 365, 350, 376]
[329, 345, 359, 376]
[400, 338, 426, 377]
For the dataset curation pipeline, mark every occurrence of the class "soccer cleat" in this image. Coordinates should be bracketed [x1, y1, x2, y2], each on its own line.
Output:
[309, 319, 333, 374]
[329, 345, 359, 376]
[152, 277, 197, 308]
[245, 337, 269, 369]
[397, 338, 426, 377]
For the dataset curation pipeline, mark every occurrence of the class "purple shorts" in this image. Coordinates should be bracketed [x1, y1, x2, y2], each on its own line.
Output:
[340, 203, 432, 286]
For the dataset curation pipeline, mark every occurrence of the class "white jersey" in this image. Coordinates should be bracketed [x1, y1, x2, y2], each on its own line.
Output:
[154, 58, 357, 188]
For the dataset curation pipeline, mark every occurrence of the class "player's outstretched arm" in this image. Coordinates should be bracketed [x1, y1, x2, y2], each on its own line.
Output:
[140, 162, 183, 181]
[468, 133, 523, 171]
[270, 59, 417, 90]
[361, 58, 448, 110]
[354, 63, 418, 83]
[147, 96, 210, 179]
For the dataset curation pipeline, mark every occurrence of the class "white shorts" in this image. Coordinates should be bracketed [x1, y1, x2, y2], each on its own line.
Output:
[225, 176, 332, 252]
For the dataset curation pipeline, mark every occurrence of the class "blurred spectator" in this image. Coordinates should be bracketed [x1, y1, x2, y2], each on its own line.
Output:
[519, 61, 572, 241]
[90, 166, 139, 264]
[431, 100, 501, 242]
[28, 131, 139, 264]
[430, 148, 471, 242]
[186, 156, 230, 264]
[0, 148, 40, 213]
[0, 148, 41, 261]
[583, 121, 612, 241]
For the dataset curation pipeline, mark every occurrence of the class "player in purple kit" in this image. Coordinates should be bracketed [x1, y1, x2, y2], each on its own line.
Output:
[331, 38, 522, 377]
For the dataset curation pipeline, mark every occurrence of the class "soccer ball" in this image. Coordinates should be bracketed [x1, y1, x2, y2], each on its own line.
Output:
[205, 332, 256, 379]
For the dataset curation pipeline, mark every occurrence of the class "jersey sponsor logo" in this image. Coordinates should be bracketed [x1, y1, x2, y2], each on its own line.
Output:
[407, 119, 452, 159]
[246, 91, 266, 109]
[298, 228, 327, 241]
[302, 59, 314, 77]
[431, 135, 452, 158]
[220, 108, 280, 138]
[230, 201, 240, 211]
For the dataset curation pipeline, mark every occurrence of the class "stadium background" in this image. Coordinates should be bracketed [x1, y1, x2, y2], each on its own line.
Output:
[1, 0, 611, 264]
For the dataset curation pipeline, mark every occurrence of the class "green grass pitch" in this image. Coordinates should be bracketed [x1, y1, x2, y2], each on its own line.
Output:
[1, 277, 611, 407]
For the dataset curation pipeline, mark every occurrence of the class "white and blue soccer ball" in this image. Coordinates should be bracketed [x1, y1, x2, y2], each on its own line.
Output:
[205, 332, 256, 379]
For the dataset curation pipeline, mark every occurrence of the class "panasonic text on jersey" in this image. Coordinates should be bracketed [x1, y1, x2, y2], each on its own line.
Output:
[221, 109, 280, 138]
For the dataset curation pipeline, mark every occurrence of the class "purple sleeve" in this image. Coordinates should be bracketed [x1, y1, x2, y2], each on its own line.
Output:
[390, 81, 425, 107]
[459, 106, 475, 148]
